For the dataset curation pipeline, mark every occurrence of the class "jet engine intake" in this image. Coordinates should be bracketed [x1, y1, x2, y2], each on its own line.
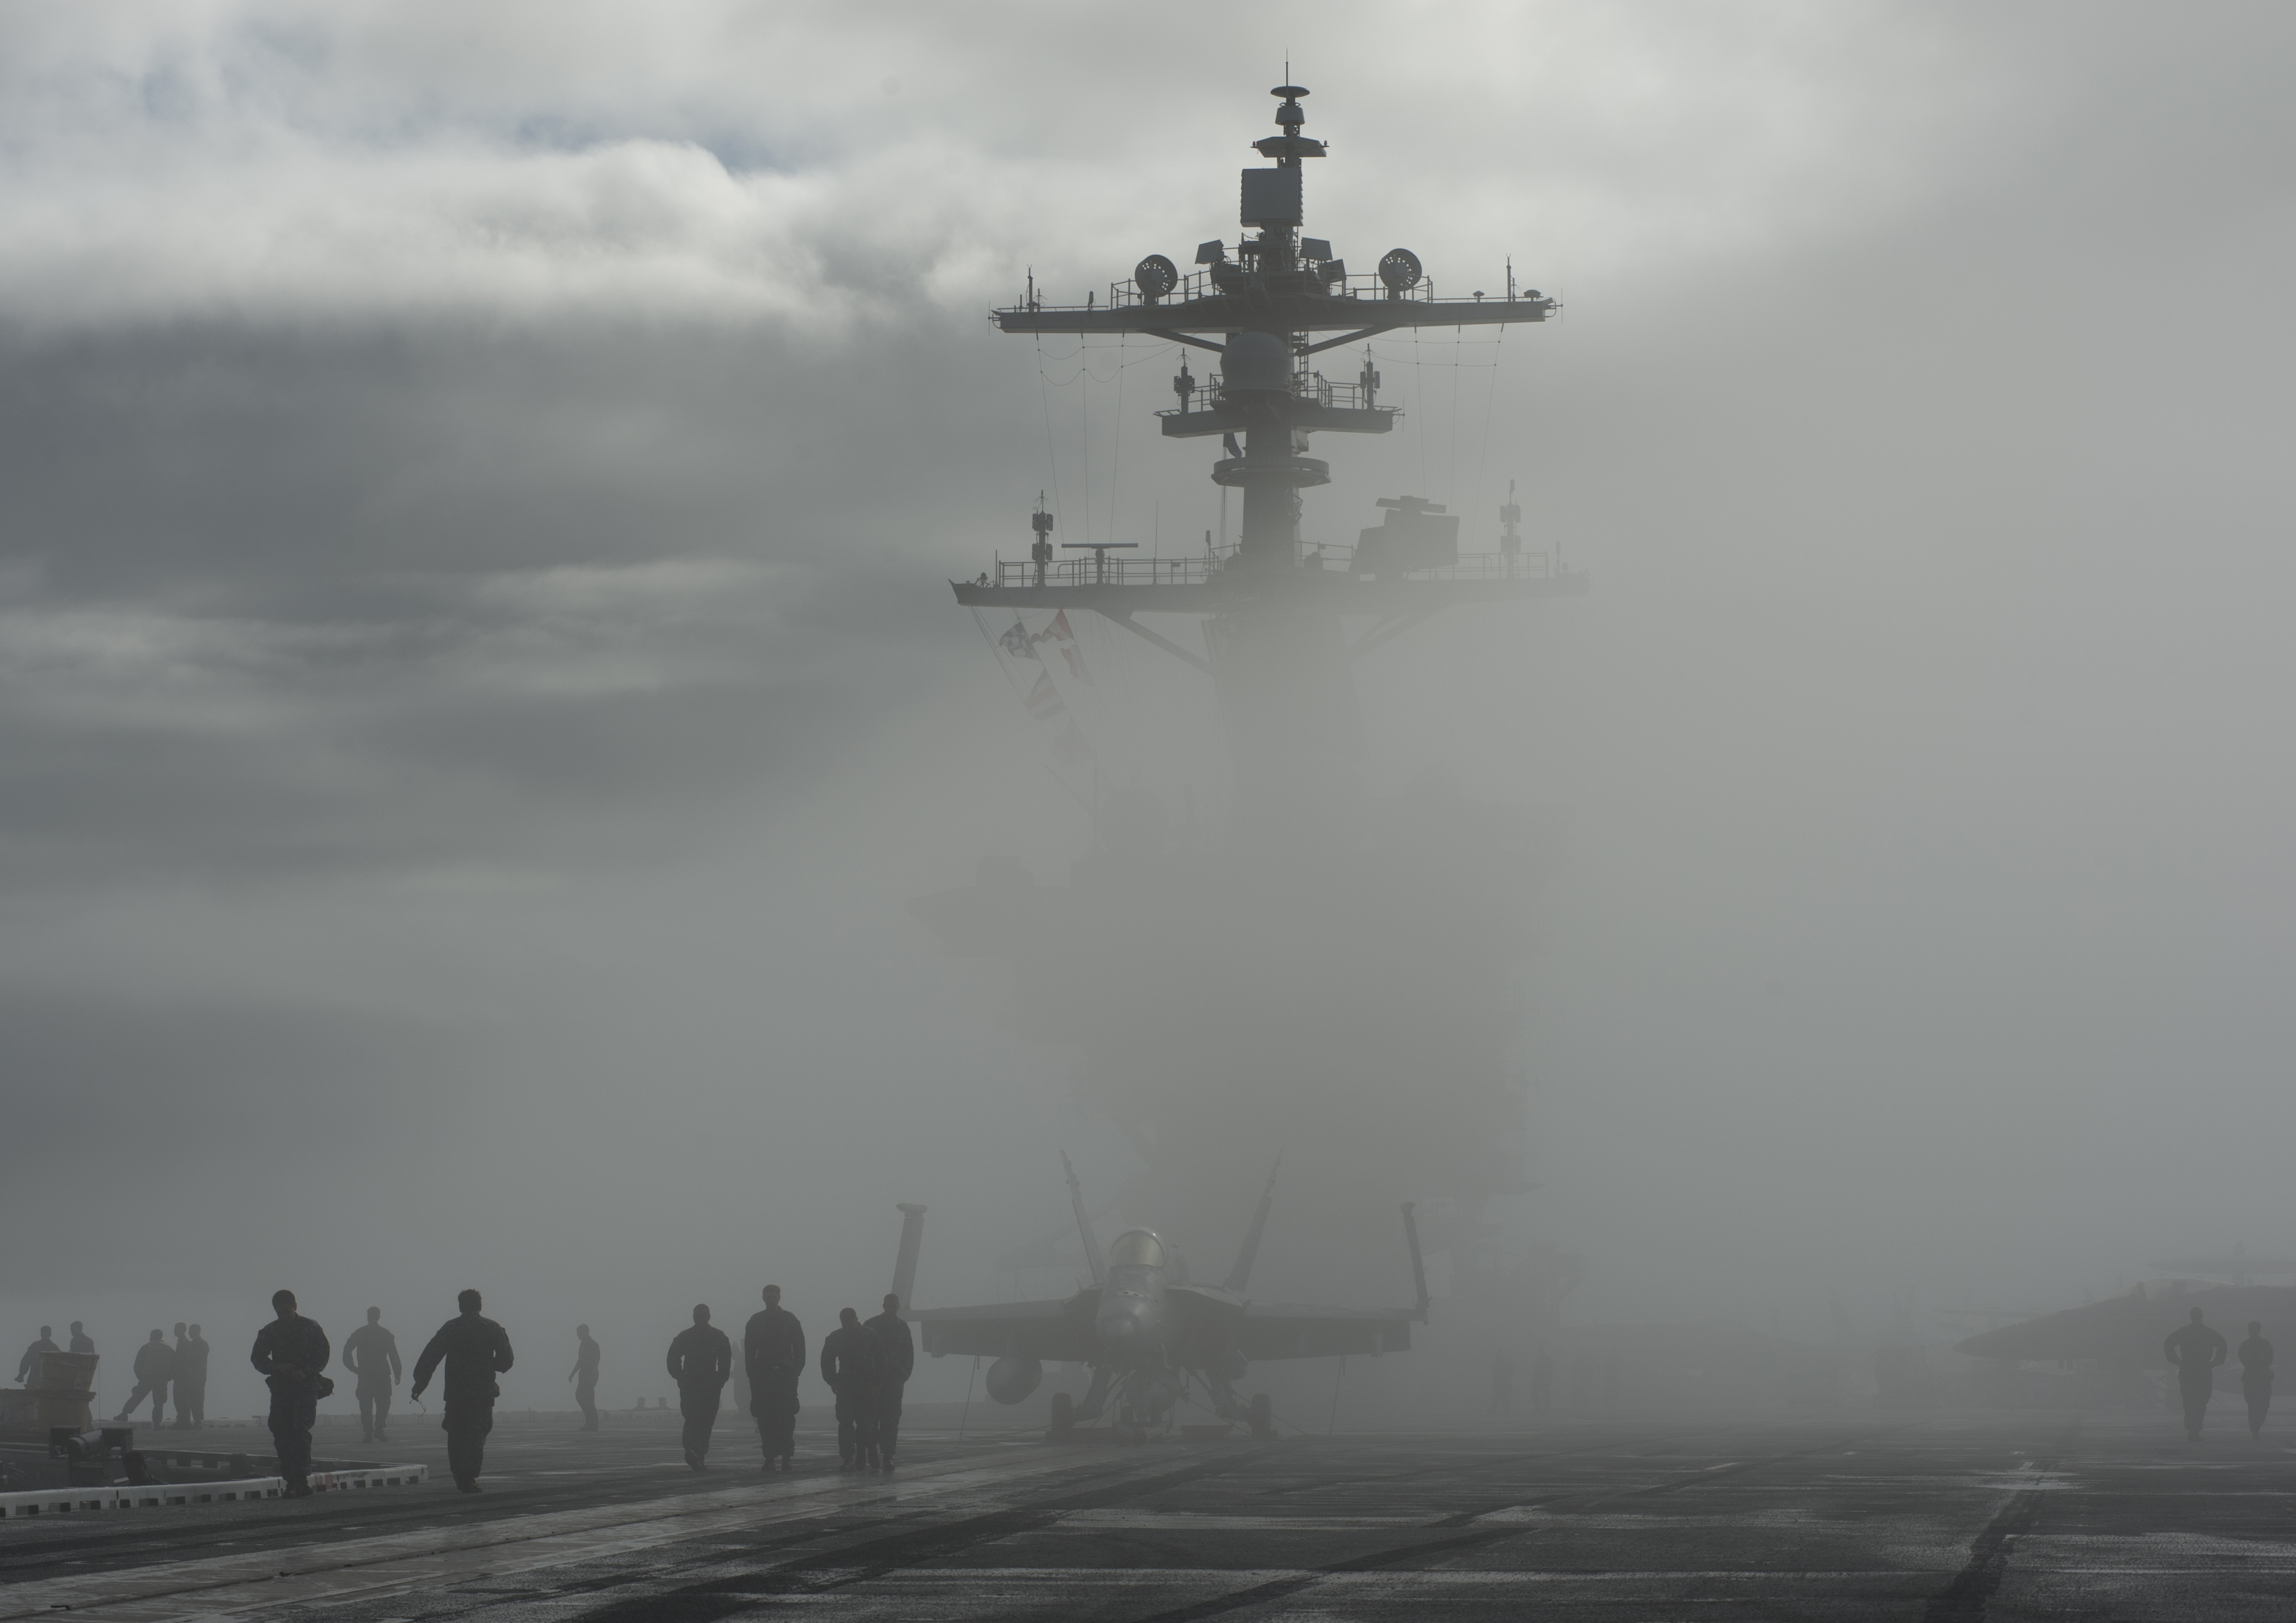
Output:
[985, 1355, 1043, 1405]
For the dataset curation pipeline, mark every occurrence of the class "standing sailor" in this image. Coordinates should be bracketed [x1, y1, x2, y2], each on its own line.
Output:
[250, 1290, 331, 1497]
[665, 1305, 733, 1472]
[342, 1308, 403, 1443]
[116, 1330, 174, 1425]
[569, 1325, 602, 1430]
[174, 1324, 210, 1428]
[2164, 1306, 2228, 1441]
[411, 1289, 515, 1494]
[865, 1294, 913, 1473]
[743, 1285, 804, 1472]
[15, 1327, 56, 1384]
[820, 1308, 881, 1470]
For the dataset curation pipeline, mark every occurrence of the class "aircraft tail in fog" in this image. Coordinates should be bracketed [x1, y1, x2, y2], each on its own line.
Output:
[891, 1202, 926, 1310]
[1064, 1151, 1107, 1285]
[1223, 1156, 1281, 1293]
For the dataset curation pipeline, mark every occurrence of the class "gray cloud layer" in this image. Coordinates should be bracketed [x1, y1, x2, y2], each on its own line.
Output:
[2, 2, 2291, 1412]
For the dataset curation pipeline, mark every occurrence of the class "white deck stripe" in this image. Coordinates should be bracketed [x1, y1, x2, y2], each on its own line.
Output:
[0, 1480, 284, 1519]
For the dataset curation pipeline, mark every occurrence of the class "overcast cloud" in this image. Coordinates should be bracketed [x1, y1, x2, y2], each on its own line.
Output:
[1, 2, 2291, 1418]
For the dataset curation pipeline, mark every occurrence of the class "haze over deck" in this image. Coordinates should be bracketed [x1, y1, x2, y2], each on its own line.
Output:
[0, 3, 2290, 1418]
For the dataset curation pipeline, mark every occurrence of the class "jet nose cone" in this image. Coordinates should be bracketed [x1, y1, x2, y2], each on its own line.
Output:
[1101, 1315, 1137, 1339]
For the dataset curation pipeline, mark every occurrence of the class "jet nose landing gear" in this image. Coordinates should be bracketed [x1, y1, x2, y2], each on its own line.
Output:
[1107, 1369, 1182, 1445]
[1249, 1392, 1275, 1441]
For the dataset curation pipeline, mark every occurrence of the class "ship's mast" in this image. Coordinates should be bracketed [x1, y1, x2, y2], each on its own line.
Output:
[958, 82, 1582, 820]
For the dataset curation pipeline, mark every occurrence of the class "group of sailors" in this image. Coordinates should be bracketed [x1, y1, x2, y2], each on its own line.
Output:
[659, 1288, 915, 1475]
[235, 1284, 913, 1499]
[48, 1298, 2271, 1505]
[247, 1287, 514, 1497]
[15, 1322, 211, 1430]
[2163, 1309, 2274, 1441]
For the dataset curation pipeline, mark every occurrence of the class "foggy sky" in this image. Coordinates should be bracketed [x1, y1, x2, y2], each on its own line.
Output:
[2, 2, 2292, 1417]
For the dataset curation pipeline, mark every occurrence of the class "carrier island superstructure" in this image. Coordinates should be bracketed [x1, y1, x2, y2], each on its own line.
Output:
[954, 82, 1582, 822]
[919, 84, 1587, 1399]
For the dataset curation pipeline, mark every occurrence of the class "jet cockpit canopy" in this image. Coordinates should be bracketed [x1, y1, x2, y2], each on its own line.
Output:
[1109, 1229, 1164, 1268]
[1107, 1229, 1188, 1281]
[1108, 1229, 1188, 1278]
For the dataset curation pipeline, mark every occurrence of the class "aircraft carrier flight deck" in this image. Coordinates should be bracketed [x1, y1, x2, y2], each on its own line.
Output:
[4, 1406, 2288, 1621]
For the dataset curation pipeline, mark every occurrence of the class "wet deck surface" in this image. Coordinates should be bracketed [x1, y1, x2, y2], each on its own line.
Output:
[2, 1408, 2291, 1619]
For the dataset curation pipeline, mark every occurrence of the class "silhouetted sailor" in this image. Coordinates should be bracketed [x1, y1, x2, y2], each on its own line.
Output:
[866, 1294, 914, 1472]
[1529, 1347, 1553, 1418]
[68, 1322, 93, 1355]
[743, 1285, 804, 1472]
[820, 1307, 881, 1470]
[174, 1324, 209, 1428]
[666, 1304, 733, 1471]
[116, 1329, 174, 1425]
[2238, 1321, 2273, 1440]
[569, 1325, 601, 1430]
[1490, 1348, 1514, 1416]
[15, 1327, 56, 1384]
[2164, 1305, 2228, 1440]
[412, 1288, 514, 1493]
[343, 1307, 402, 1444]
[250, 1290, 330, 1496]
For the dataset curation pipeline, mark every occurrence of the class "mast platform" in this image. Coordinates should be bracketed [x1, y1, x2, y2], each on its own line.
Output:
[952, 556, 1589, 612]
[966, 80, 1584, 668]
[996, 284, 1553, 352]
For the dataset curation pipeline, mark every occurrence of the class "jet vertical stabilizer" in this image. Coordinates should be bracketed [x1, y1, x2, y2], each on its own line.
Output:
[1064, 1152, 1107, 1285]
[891, 1203, 927, 1310]
[1222, 1156, 1282, 1293]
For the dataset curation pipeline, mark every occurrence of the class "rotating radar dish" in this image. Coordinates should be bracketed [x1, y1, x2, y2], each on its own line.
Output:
[1378, 248, 1422, 293]
[1134, 254, 1180, 300]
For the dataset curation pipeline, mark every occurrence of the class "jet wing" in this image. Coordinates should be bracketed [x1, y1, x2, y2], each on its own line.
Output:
[1235, 1301, 1415, 1359]
[1954, 1281, 2296, 1366]
[911, 1293, 1100, 1362]
[1167, 1285, 1414, 1359]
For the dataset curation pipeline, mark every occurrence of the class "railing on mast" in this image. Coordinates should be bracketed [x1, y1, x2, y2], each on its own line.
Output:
[983, 548, 1568, 591]
[1002, 269, 1457, 318]
[1154, 367, 1388, 423]
[1102, 268, 1447, 312]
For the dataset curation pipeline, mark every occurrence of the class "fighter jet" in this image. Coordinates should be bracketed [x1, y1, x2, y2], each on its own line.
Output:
[892, 1155, 1429, 1441]
[1955, 1278, 2296, 1366]
[2147, 1243, 2296, 1288]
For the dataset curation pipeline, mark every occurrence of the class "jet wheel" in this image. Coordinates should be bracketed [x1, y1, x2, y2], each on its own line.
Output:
[1249, 1392, 1274, 1441]
[1049, 1392, 1074, 1436]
